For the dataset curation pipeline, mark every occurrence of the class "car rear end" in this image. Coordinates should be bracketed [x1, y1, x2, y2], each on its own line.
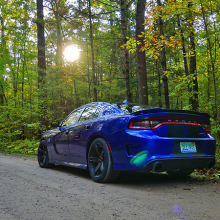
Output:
[109, 106, 216, 172]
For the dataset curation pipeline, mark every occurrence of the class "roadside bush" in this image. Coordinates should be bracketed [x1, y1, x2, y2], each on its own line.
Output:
[0, 139, 39, 155]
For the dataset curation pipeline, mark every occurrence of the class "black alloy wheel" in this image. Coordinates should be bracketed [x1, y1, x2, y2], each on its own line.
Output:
[38, 140, 54, 168]
[88, 138, 120, 183]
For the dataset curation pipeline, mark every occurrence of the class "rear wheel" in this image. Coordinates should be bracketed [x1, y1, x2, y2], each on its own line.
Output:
[38, 140, 54, 168]
[88, 138, 120, 183]
[167, 168, 194, 178]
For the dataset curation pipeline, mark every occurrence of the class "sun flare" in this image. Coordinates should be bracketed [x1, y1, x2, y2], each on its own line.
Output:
[64, 45, 79, 62]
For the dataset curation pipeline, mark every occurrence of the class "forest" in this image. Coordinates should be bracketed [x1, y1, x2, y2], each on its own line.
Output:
[0, 0, 219, 157]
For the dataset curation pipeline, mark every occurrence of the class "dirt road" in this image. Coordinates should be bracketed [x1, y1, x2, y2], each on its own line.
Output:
[0, 153, 220, 220]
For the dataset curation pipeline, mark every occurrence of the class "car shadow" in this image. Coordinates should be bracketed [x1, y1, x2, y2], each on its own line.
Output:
[114, 171, 206, 189]
[51, 165, 91, 180]
[50, 165, 203, 187]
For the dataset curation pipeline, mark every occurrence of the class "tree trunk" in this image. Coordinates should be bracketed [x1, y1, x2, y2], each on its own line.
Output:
[89, 0, 97, 102]
[54, 0, 62, 66]
[157, 0, 169, 109]
[0, 14, 6, 105]
[136, 0, 148, 105]
[21, 40, 26, 140]
[73, 80, 79, 107]
[55, 15, 62, 66]
[86, 39, 91, 102]
[188, 1, 199, 111]
[121, 0, 132, 102]
[156, 59, 162, 107]
[37, 0, 47, 137]
[176, 13, 192, 106]
[22, 41, 26, 105]
[50, 0, 63, 66]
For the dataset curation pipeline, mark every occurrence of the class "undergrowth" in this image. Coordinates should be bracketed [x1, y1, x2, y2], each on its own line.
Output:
[190, 166, 220, 181]
[0, 139, 39, 155]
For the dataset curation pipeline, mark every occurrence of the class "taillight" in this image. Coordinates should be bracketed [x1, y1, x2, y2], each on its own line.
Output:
[129, 119, 160, 129]
[128, 118, 211, 131]
[149, 120, 160, 127]
[200, 122, 211, 132]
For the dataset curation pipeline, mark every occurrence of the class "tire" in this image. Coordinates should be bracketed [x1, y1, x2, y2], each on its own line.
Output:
[38, 140, 54, 168]
[167, 168, 194, 178]
[88, 138, 120, 183]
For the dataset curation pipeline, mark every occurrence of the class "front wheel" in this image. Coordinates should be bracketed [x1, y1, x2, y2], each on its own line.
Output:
[167, 168, 194, 178]
[38, 140, 54, 168]
[88, 138, 120, 183]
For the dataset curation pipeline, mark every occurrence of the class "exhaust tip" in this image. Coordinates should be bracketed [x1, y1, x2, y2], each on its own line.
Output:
[152, 162, 163, 172]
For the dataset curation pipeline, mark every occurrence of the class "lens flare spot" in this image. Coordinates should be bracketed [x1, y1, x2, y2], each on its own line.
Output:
[130, 151, 148, 167]
[174, 206, 189, 220]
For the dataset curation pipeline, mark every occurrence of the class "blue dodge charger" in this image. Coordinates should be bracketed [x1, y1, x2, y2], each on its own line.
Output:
[38, 102, 216, 182]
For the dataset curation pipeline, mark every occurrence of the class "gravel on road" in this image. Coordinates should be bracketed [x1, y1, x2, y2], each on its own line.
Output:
[0, 153, 220, 220]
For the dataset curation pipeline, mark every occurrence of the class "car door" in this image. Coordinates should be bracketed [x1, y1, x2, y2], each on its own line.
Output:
[69, 106, 102, 164]
[53, 108, 83, 161]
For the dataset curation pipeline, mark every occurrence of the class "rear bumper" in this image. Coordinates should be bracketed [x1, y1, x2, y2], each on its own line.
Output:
[142, 157, 215, 172]
[108, 129, 216, 171]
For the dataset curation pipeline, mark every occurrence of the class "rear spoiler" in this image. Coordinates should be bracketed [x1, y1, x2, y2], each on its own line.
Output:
[130, 108, 210, 119]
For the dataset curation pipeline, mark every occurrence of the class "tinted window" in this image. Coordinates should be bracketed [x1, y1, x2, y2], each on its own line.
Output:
[102, 106, 122, 116]
[110, 103, 155, 114]
[79, 106, 97, 122]
[93, 107, 102, 118]
[62, 108, 82, 126]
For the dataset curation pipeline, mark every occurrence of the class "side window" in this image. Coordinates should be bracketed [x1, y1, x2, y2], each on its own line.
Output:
[102, 106, 121, 116]
[93, 107, 102, 118]
[62, 108, 82, 126]
[79, 106, 97, 122]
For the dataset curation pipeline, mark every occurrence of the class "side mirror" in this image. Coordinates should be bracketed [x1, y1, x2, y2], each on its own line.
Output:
[51, 121, 60, 127]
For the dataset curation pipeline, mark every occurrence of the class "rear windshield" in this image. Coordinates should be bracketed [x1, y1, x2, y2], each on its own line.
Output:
[109, 103, 155, 114]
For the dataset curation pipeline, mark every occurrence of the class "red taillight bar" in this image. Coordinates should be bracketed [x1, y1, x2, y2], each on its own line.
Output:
[128, 118, 210, 131]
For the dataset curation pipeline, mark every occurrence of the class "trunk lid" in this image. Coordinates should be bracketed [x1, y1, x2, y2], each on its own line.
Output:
[130, 109, 210, 138]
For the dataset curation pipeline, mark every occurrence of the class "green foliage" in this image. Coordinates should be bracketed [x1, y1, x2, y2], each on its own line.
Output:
[0, 101, 40, 142]
[210, 118, 220, 139]
[0, 139, 39, 155]
[191, 166, 220, 181]
[0, 0, 220, 160]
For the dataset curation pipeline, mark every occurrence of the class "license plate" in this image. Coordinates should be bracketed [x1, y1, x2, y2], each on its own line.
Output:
[180, 142, 197, 153]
